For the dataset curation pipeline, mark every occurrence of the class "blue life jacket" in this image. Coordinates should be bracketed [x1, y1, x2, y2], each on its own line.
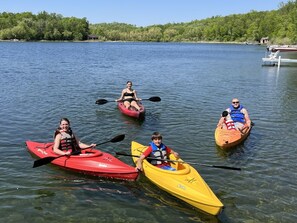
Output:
[149, 142, 167, 165]
[229, 105, 245, 123]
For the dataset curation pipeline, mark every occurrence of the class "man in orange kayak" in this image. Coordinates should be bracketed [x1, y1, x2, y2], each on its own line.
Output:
[217, 98, 251, 132]
[135, 132, 179, 171]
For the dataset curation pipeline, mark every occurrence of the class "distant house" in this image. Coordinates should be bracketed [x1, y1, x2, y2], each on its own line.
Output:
[88, 35, 98, 40]
[260, 37, 269, 44]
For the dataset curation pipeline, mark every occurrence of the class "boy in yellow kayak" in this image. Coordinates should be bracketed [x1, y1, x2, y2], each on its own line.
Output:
[136, 132, 179, 171]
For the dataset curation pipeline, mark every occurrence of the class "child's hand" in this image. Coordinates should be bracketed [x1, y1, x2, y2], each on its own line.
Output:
[172, 151, 179, 158]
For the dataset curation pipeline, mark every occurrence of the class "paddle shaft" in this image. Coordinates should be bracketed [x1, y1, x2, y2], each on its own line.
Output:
[116, 152, 241, 171]
[96, 96, 161, 105]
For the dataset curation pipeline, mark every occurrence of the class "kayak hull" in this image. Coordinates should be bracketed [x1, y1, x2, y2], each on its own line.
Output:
[215, 124, 251, 149]
[131, 141, 223, 215]
[26, 141, 139, 181]
[117, 101, 145, 119]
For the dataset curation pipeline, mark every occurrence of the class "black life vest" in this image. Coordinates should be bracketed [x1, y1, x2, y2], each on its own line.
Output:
[55, 129, 79, 151]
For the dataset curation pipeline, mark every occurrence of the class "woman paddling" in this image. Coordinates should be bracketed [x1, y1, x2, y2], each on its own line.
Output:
[116, 81, 141, 111]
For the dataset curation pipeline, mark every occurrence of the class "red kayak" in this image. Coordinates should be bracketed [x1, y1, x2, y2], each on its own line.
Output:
[26, 141, 139, 181]
[117, 101, 145, 119]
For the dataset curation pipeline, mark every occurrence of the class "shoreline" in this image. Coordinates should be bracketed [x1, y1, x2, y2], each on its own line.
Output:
[0, 39, 263, 45]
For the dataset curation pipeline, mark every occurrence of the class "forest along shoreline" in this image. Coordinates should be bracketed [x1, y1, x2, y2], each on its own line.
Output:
[1, 1, 297, 45]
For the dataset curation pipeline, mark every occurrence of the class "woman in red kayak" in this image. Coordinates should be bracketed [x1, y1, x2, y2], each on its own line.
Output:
[116, 81, 141, 111]
[53, 118, 96, 155]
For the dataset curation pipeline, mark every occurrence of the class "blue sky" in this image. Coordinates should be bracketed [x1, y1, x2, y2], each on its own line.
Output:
[1, 0, 287, 27]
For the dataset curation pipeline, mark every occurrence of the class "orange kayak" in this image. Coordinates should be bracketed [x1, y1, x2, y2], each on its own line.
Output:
[215, 124, 251, 149]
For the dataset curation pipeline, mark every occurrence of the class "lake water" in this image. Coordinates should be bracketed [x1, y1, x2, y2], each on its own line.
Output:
[0, 42, 296, 223]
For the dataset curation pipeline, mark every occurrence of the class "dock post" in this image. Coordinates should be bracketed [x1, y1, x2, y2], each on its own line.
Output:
[278, 56, 281, 69]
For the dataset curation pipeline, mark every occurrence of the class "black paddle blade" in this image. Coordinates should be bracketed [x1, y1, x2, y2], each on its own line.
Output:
[95, 99, 108, 105]
[111, 134, 125, 143]
[149, 96, 161, 102]
[33, 156, 57, 168]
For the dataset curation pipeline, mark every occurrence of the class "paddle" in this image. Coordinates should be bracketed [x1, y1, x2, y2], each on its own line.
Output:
[140, 96, 161, 102]
[95, 96, 161, 105]
[115, 152, 241, 171]
[32, 134, 126, 168]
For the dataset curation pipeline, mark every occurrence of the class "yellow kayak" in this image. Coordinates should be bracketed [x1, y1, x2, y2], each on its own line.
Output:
[131, 141, 224, 215]
[215, 124, 251, 149]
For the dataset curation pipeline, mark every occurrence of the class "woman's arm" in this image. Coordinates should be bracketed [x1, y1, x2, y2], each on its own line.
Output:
[133, 90, 141, 101]
[116, 89, 125, 101]
[74, 134, 96, 149]
[78, 141, 96, 149]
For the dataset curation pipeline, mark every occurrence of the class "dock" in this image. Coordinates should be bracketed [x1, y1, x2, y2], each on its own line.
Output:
[262, 49, 297, 67]
[262, 55, 297, 67]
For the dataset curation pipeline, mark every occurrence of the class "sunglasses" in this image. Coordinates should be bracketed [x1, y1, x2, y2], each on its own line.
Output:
[232, 101, 239, 104]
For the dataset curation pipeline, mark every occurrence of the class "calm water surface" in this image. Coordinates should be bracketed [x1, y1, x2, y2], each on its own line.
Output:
[0, 42, 296, 223]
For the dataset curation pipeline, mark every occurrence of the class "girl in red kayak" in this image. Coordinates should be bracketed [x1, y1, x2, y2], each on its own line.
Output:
[53, 118, 96, 156]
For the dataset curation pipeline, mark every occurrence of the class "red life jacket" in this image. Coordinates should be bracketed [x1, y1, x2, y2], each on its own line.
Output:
[58, 130, 78, 151]
[225, 119, 236, 130]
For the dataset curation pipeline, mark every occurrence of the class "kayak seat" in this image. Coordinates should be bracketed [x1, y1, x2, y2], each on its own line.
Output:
[168, 154, 185, 171]
[79, 149, 103, 157]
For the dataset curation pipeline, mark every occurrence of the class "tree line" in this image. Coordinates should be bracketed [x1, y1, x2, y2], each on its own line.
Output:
[0, 11, 89, 41]
[1, 1, 297, 44]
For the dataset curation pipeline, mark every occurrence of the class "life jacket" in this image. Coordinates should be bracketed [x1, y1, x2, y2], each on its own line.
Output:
[148, 142, 167, 165]
[224, 119, 236, 130]
[229, 105, 245, 123]
[56, 129, 79, 151]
